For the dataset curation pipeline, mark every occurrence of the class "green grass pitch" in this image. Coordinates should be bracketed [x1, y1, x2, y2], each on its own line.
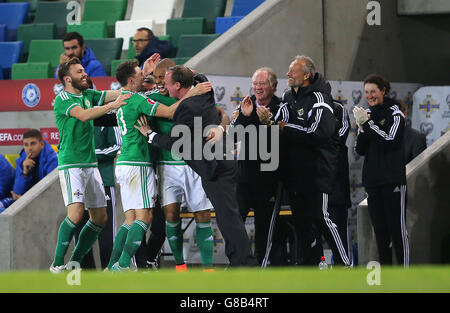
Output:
[0, 266, 448, 293]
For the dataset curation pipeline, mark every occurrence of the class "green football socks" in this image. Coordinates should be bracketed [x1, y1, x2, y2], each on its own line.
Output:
[118, 220, 148, 268]
[165, 220, 185, 265]
[70, 220, 103, 264]
[53, 217, 77, 266]
[107, 223, 130, 269]
[196, 222, 214, 268]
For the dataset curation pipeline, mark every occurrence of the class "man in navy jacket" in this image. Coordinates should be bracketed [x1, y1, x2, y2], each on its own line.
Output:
[12, 129, 58, 200]
[54, 32, 107, 78]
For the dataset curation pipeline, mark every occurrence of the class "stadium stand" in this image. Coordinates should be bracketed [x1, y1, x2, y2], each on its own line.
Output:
[82, 0, 128, 38]
[5, 0, 39, 21]
[0, 41, 23, 79]
[215, 0, 265, 34]
[166, 17, 205, 56]
[176, 34, 220, 59]
[0, 2, 29, 41]
[130, 0, 175, 25]
[27, 39, 63, 74]
[181, 0, 226, 34]
[12, 62, 52, 79]
[215, 16, 244, 34]
[66, 21, 108, 39]
[115, 19, 154, 51]
[84, 38, 123, 75]
[231, 0, 265, 16]
[33, 1, 73, 39]
[17, 23, 55, 58]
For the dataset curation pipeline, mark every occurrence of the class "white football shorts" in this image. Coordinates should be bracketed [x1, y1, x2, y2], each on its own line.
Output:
[115, 165, 157, 212]
[58, 167, 106, 208]
[158, 164, 212, 212]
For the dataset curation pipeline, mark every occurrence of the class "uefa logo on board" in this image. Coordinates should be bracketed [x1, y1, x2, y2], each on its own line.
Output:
[22, 83, 41, 108]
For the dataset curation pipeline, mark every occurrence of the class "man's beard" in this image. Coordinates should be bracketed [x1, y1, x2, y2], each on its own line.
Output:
[72, 76, 89, 91]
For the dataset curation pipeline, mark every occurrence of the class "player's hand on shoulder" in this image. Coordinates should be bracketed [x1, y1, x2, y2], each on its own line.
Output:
[187, 82, 212, 98]
[110, 93, 131, 109]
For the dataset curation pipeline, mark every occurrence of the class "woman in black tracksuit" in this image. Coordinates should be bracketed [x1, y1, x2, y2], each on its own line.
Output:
[354, 74, 409, 267]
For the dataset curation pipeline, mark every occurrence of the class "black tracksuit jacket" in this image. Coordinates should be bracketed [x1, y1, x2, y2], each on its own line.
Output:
[231, 94, 289, 186]
[281, 73, 339, 194]
[355, 97, 406, 188]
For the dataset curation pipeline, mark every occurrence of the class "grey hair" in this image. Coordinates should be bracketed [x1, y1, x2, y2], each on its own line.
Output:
[293, 55, 316, 81]
[253, 67, 278, 92]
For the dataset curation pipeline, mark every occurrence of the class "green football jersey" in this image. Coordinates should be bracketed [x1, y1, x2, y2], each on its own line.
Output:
[54, 89, 106, 170]
[116, 90, 159, 166]
[146, 90, 185, 165]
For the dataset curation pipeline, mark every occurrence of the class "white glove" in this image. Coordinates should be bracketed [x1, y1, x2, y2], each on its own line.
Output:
[353, 106, 369, 126]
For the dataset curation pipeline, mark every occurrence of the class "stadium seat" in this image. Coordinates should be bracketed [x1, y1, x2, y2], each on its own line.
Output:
[130, 0, 175, 24]
[215, 16, 244, 34]
[176, 34, 220, 58]
[4, 153, 19, 169]
[115, 19, 154, 51]
[84, 38, 123, 75]
[82, 0, 128, 38]
[166, 17, 205, 51]
[0, 2, 29, 41]
[0, 24, 6, 41]
[66, 21, 107, 39]
[231, 0, 265, 16]
[182, 0, 226, 34]
[17, 23, 55, 57]
[0, 41, 23, 79]
[11, 62, 52, 79]
[27, 39, 63, 73]
[34, 1, 74, 39]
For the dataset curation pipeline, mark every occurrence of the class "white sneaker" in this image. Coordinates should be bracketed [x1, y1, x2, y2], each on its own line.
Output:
[111, 262, 130, 272]
[49, 264, 65, 274]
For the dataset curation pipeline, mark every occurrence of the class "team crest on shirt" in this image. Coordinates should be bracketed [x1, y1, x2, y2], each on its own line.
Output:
[297, 108, 304, 120]
[380, 119, 386, 126]
[85, 99, 91, 108]
[73, 190, 83, 197]
[22, 83, 40, 107]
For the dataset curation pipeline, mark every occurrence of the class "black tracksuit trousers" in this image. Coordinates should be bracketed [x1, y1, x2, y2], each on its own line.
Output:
[366, 184, 409, 267]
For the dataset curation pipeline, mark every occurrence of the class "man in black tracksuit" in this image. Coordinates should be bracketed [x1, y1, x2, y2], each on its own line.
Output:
[326, 100, 352, 260]
[231, 67, 290, 265]
[135, 65, 257, 267]
[354, 74, 409, 267]
[279, 56, 351, 266]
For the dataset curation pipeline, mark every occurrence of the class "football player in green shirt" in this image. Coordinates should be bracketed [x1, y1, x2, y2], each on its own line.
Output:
[50, 57, 130, 273]
[107, 59, 212, 270]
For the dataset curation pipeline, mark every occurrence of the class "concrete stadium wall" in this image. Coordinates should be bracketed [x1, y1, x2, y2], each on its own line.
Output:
[357, 131, 450, 266]
[189, 0, 450, 86]
[186, 0, 325, 79]
[0, 170, 125, 271]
